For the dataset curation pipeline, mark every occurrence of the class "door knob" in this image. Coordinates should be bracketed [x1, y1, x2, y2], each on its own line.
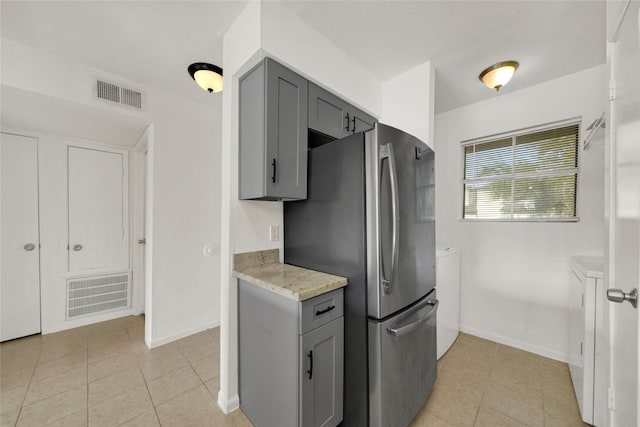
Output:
[72, 244, 83, 251]
[23, 243, 36, 251]
[607, 288, 638, 308]
[137, 239, 146, 245]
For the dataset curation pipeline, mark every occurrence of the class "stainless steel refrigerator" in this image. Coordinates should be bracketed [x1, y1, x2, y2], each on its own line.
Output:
[284, 123, 437, 427]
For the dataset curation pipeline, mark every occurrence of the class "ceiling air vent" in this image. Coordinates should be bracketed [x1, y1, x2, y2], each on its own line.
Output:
[95, 79, 143, 110]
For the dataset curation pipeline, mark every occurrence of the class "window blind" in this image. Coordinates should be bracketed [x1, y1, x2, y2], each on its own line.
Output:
[462, 123, 579, 220]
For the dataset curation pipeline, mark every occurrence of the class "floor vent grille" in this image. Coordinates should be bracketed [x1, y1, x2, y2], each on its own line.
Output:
[96, 80, 143, 110]
[67, 273, 130, 319]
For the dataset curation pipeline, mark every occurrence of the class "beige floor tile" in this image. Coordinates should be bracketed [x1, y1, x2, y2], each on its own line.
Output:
[0, 409, 19, 427]
[424, 379, 480, 426]
[156, 385, 229, 427]
[24, 365, 87, 406]
[88, 384, 153, 427]
[16, 384, 87, 426]
[31, 350, 87, 382]
[544, 412, 590, 427]
[1, 349, 40, 373]
[1, 384, 28, 414]
[179, 340, 217, 365]
[410, 408, 454, 426]
[175, 331, 214, 350]
[192, 354, 219, 382]
[482, 381, 544, 427]
[437, 363, 487, 403]
[0, 335, 42, 354]
[38, 340, 87, 364]
[88, 351, 139, 383]
[88, 368, 145, 406]
[488, 362, 543, 398]
[87, 330, 130, 351]
[138, 350, 189, 381]
[134, 343, 179, 364]
[1, 366, 34, 392]
[118, 409, 160, 427]
[542, 386, 581, 418]
[126, 326, 145, 346]
[204, 376, 220, 398]
[45, 409, 87, 427]
[88, 341, 145, 364]
[474, 406, 527, 427]
[229, 409, 253, 427]
[146, 366, 201, 405]
[207, 327, 220, 343]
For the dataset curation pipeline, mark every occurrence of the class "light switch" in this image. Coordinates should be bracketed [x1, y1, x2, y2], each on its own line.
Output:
[269, 225, 279, 242]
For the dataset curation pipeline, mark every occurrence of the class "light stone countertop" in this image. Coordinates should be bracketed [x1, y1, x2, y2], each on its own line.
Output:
[232, 249, 347, 301]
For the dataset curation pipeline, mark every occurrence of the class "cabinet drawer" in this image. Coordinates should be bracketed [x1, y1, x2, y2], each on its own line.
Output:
[299, 288, 344, 335]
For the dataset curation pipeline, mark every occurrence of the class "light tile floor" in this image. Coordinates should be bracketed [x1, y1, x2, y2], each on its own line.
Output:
[412, 333, 589, 427]
[0, 316, 587, 426]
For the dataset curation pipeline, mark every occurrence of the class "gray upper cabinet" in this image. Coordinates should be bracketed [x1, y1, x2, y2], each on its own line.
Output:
[308, 82, 376, 139]
[239, 58, 308, 201]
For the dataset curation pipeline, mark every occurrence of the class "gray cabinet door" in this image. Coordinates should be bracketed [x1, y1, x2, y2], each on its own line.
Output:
[308, 83, 351, 139]
[351, 112, 376, 134]
[300, 317, 344, 427]
[265, 58, 308, 200]
[239, 58, 308, 201]
[309, 82, 377, 139]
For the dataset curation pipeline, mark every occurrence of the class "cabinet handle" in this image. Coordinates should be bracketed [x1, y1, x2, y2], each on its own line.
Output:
[351, 116, 356, 133]
[271, 158, 277, 183]
[315, 305, 335, 316]
[344, 113, 350, 131]
[307, 350, 313, 380]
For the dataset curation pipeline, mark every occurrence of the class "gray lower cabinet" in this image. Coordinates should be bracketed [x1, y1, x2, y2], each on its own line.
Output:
[239, 280, 344, 427]
[239, 58, 308, 201]
[308, 82, 376, 139]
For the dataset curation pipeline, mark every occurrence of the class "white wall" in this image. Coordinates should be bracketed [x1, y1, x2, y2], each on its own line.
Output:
[435, 65, 607, 361]
[382, 61, 435, 147]
[1, 39, 222, 344]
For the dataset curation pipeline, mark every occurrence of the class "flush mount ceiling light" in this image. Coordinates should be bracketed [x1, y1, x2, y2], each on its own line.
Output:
[479, 60, 519, 91]
[188, 63, 223, 93]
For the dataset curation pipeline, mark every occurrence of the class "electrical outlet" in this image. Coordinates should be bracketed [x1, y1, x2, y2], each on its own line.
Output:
[269, 225, 279, 242]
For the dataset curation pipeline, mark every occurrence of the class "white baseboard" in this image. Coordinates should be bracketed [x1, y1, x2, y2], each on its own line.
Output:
[43, 308, 138, 334]
[459, 324, 570, 364]
[148, 320, 220, 349]
[217, 390, 240, 414]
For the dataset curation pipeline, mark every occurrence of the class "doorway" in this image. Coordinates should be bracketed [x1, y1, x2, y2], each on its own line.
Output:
[1, 132, 41, 341]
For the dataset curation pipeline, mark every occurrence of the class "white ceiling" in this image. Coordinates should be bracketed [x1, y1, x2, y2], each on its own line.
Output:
[282, 0, 606, 113]
[0, 1, 247, 107]
[1, 0, 605, 116]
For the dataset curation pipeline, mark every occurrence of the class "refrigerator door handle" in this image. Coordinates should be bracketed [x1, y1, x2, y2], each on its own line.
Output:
[380, 143, 400, 294]
[386, 300, 439, 338]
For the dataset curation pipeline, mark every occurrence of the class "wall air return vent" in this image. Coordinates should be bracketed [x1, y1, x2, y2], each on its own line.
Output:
[95, 79, 143, 110]
[66, 273, 130, 319]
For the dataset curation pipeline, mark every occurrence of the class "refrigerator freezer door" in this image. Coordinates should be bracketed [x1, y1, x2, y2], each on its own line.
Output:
[368, 291, 438, 427]
[366, 123, 436, 319]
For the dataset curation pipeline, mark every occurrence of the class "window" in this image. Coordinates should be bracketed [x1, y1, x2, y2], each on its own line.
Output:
[462, 122, 580, 220]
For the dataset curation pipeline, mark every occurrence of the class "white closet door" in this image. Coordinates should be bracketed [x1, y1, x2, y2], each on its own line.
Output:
[68, 147, 125, 272]
[1, 133, 41, 341]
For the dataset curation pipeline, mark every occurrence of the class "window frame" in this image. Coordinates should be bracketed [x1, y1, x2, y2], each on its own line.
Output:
[459, 118, 582, 222]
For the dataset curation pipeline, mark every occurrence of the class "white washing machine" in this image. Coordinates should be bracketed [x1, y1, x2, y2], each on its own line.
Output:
[436, 247, 461, 359]
[569, 256, 605, 426]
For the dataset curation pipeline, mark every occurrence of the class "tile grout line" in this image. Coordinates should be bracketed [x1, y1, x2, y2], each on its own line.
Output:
[13, 342, 43, 427]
